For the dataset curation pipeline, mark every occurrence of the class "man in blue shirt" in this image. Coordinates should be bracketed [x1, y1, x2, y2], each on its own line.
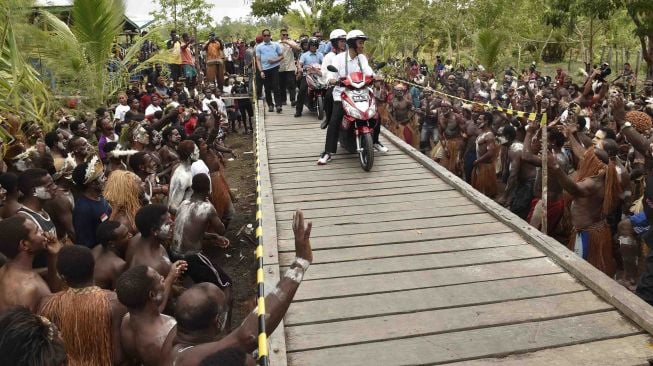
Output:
[295, 38, 324, 117]
[255, 29, 285, 113]
[71, 157, 112, 248]
[314, 31, 331, 55]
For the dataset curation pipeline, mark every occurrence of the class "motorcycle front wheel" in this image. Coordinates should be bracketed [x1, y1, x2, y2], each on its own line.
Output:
[359, 133, 374, 171]
[317, 95, 324, 120]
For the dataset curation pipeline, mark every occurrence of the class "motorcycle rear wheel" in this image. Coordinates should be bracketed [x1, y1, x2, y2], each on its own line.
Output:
[359, 133, 374, 171]
[317, 95, 324, 120]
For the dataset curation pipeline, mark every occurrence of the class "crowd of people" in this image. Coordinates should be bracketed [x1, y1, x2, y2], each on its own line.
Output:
[2, 19, 653, 365]
[0, 26, 318, 366]
[377, 57, 653, 298]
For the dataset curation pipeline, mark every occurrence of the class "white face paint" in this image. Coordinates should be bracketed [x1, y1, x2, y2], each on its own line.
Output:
[14, 158, 29, 172]
[190, 145, 200, 161]
[159, 222, 172, 237]
[34, 186, 53, 200]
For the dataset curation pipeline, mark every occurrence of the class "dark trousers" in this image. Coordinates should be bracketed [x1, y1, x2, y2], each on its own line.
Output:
[171, 252, 232, 290]
[255, 71, 263, 100]
[324, 86, 334, 122]
[279, 71, 296, 104]
[262, 66, 282, 108]
[295, 77, 309, 114]
[238, 100, 254, 131]
[324, 101, 381, 154]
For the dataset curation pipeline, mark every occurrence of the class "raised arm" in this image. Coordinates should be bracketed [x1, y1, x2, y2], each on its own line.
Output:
[182, 209, 313, 363]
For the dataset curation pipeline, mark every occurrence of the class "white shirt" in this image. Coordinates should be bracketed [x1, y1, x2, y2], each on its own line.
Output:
[224, 47, 233, 62]
[320, 51, 338, 85]
[115, 104, 130, 122]
[145, 104, 162, 117]
[331, 51, 373, 102]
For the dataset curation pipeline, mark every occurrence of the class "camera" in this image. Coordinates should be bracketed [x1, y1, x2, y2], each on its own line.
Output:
[595, 63, 611, 82]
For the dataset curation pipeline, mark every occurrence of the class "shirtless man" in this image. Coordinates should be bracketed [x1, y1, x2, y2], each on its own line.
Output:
[161, 209, 313, 366]
[168, 140, 199, 214]
[388, 83, 416, 146]
[497, 124, 537, 219]
[548, 138, 622, 277]
[44, 160, 76, 242]
[461, 109, 480, 183]
[117, 264, 186, 366]
[158, 126, 182, 183]
[471, 112, 498, 197]
[523, 123, 570, 238]
[419, 86, 439, 155]
[67, 135, 93, 166]
[127, 204, 174, 278]
[437, 100, 465, 175]
[94, 220, 130, 290]
[129, 151, 168, 205]
[0, 216, 61, 313]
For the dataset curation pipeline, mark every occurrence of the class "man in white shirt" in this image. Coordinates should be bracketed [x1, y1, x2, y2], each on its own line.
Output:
[317, 30, 387, 165]
[320, 29, 347, 129]
[144, 95, 163, 120]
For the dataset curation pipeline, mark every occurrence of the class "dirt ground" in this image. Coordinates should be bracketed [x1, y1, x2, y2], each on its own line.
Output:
[203, 129, 258, 328]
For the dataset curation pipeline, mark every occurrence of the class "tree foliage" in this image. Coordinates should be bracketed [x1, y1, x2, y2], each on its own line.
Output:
[150, 0, 215, 31]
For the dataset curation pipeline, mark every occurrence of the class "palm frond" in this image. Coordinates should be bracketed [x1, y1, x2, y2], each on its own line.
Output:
[476, 29, 504, 72]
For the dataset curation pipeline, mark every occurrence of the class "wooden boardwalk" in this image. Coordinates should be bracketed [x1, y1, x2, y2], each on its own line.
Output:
[256, 105, 653, 365]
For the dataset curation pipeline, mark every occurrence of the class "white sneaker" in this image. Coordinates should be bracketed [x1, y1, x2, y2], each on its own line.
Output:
[317, 152, 332, 165]
[374, 143, 389, 153]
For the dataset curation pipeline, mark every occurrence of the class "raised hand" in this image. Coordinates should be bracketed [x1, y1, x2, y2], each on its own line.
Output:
[292, 209, 313, 264]
[167, 260, 188, 282]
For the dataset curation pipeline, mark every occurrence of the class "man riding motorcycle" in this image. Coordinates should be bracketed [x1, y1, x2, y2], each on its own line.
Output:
[317, 29, 388, 165]
[294, 37, 324, 117]
[320, 29, 348, 129]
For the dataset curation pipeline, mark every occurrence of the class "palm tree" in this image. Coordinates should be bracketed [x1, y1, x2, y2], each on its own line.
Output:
[0, 0, 53, 127]
[476, 29, 504, 72]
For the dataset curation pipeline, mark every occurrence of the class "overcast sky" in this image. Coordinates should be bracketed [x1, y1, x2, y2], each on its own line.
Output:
[125, 0, 253, 24]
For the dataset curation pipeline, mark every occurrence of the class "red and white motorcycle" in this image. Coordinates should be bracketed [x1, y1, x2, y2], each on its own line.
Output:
[327, 65, 378, 171]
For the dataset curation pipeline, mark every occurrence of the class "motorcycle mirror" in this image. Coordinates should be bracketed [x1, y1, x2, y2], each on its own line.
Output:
[376, 62, 387, 69]
[327, 65, 338, 73]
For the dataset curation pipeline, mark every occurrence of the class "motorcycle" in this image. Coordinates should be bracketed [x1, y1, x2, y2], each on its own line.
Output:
[327, 64, 378, 171]
[304, 64, 328, 120]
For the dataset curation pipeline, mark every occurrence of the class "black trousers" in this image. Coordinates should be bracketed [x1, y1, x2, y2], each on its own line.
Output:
[324, 86, 334, 122]
[171, 252, 232, 290]
[238, 100, 254, 131]
[255, 71, 263, 100]
[279, 71, 296, 104]
[324, 101, 381, 154]
[262, 66, 282, 108]
[295, 77, 309, 114]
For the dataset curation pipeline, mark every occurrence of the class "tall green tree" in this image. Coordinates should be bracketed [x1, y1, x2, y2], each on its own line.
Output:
[150, 0, 215, 31]
[625, 0, 653, 78]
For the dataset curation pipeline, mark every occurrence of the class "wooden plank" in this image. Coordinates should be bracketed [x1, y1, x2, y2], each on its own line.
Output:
[292, 244, 539, 278]
[267, 152, 403, 164]
[286, 291, 612, 352]
[270, 159, 423, 174]
[274, 190, 463, 211]
[277, 222, 511, 250]
[273, 183, 452, 205]
[279, 231, 524, 265]
[285, 273, 584, 325]
[381, 128, 653, 335]
[448, 334, 653, 366]
[263, 265, 288, 365]
[287, 244, 542, 280]
[293, 257, 563, 301]
[287, 312, 642, 365]
[270, 172, 432, 191]
[274, 196, 473, 220]
[269, 154, 408, 168]
[277, 212, 496, 240]
[270, 164, 423, 181]
[272, 178, 437, 197]
[276, 204, 481, 227]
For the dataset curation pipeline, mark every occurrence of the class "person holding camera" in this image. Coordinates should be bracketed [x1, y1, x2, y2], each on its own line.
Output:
[180, 33, 197, 91]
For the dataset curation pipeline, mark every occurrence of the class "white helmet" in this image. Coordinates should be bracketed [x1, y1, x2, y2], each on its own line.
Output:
[346, 29, 368, 41]
[329, 29, 347, 41]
